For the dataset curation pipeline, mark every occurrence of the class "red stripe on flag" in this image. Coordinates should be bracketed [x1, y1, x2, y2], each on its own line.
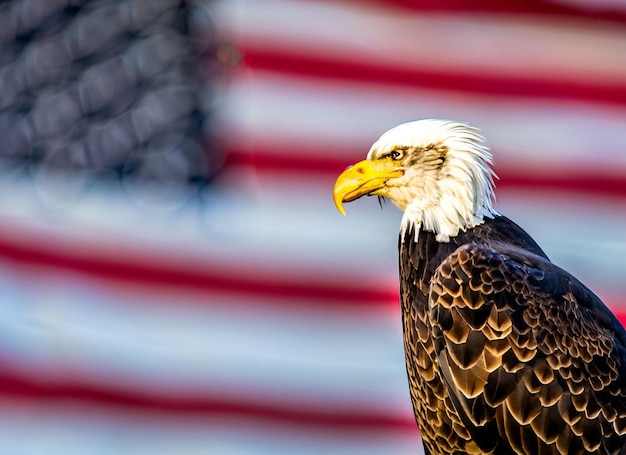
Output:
[240, 46, 626, 107]
[0, 225, 397, 308]
[0, 369, 416, 433]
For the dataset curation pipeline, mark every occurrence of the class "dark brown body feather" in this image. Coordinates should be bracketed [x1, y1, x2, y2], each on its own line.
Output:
[400, 215, 626, 454]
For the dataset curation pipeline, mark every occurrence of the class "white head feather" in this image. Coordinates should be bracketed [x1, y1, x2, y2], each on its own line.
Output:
[367, 119, 498, 242]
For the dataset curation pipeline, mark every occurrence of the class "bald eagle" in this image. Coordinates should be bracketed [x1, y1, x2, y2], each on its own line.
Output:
[333, 120, 626, 455]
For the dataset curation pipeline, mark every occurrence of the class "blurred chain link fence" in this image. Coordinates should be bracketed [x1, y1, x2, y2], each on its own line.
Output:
[0, 0, 229, 208]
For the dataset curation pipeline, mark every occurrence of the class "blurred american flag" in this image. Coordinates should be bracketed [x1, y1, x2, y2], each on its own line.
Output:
[1, 0, 626, 453]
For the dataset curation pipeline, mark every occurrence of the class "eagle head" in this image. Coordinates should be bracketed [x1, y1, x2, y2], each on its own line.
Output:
[333, 119, 498, 242]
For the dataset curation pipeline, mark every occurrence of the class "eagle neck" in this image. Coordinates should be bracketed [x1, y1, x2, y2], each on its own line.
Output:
[398, 216, 550, 295]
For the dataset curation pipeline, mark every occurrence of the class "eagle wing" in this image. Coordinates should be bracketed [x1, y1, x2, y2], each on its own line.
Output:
[429, 243, 626, 454]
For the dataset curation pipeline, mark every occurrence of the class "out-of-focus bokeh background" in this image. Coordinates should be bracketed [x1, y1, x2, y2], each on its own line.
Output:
[1, 0, 626, 453]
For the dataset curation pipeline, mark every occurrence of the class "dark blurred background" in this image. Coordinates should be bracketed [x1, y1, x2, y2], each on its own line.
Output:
[1, 0, 625, 453]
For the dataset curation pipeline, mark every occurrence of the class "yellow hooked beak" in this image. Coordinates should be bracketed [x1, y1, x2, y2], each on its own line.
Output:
[333, 159, 404, 215]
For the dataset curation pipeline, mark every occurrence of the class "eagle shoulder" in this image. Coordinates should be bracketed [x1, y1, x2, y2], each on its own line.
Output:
[429, 243, 626, 454]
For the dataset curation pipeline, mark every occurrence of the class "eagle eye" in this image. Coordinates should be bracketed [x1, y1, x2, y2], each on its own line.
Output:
[390, 150, 404, 161]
